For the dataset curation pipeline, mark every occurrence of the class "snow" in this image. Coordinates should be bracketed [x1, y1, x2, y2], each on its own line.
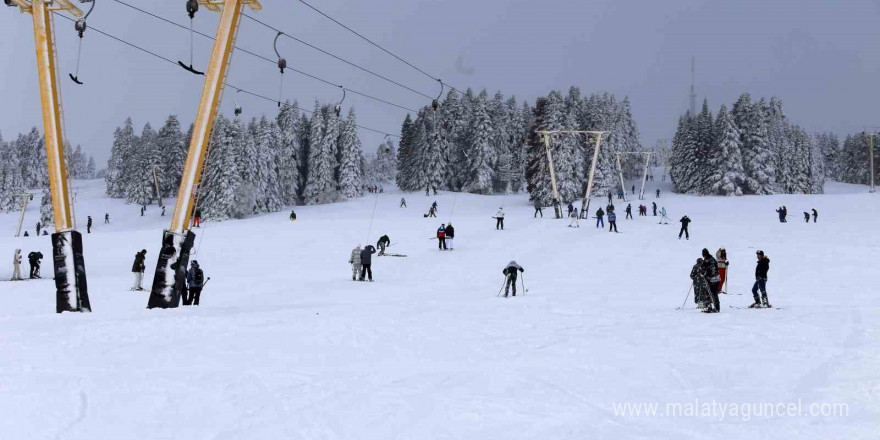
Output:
[1, 177, 878, 439]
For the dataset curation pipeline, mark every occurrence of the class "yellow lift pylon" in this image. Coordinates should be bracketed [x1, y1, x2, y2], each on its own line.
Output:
[7, 0, 91, 313]
[148, 0, 262, 309]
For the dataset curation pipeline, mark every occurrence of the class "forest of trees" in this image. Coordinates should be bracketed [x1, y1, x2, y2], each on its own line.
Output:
[395, 87, 645, 204]
[104, 100, 368, 220]
[670, 95, 825, 195]
[0, 128, 97, 214]
[818, 131, 880, 186]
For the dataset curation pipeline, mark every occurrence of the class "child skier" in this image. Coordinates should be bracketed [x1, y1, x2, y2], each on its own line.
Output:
[28, 251, 43, 279]
[659, 207, 670, 224]
[679, 215, 691, 239]
[569, 208, 580, 228]
[625, 204, 633, 219]
[701, 248, 721, 313]
[803, 212, 810, 223]
[501, 261, 524, 297]
[348, 245, 362, 281]
[400, 198, 407, 208]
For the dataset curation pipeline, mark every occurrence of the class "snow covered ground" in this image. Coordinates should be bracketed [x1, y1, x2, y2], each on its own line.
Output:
[0, 177, 878, 439]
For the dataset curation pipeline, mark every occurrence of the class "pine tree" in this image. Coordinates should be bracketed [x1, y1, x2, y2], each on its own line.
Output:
[707, 105, 745, 195]
[106, 118, 135, 198]
[395, 114, 417, 191]
[735, 95, 776, 194]
[86, 156, 96, 179]
[157, 115, 186, 197]
[337, 109, 364, 199]
[372, 138, 397, 183]
[40, 187, 53, 229]
[126, 123, 158, 206]
[303, 103, 337, 204]
[256, 116, 283, 212]
[200, 115, 243, 219]
[526, 98, 553, 205]
[0, 142, 26, 212]
[276, 101, 301, 205]
[463, 90, 495, 194]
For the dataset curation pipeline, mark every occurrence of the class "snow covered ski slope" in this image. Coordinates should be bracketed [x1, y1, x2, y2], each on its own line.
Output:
[0, 179, 877, 439]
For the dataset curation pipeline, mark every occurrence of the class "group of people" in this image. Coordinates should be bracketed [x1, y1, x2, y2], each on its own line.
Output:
[436, 224, 455, 250]
[594, 204, 619, 232]
[349, 244, 376, 282]
[365, 185, 383, 194]
[131, 249, 207, 305]
[425, 201, 438, 218]
[10, 249, 43, 281]
[776, 206, 818, 223]
[689, 247, 772, 312]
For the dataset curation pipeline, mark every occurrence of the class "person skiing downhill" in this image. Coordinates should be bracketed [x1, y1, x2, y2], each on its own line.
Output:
[348, 245, 362, 281]
[701, 248, 721, 312]
[751, 250, 771, 308]
[625, 204, 633, 219]
[131, 249, 147, 291]
[186, 260, 206, 305]
[377, 235, 391, 255]
[11, 249, 22, 281]
[812, 208, 818, 222]
[656, 189, 661, 198]
[501, 261, 524, 297]
[679, 215, 691, 240]
[716, 247, 729, 294]
[445, 223, 455, 250]
[690, 258, 711, 310]
[608, 211, 618, 233]
[495, 207, 505, 230]
[595, 208, 605, 228]
[632, 184, 635, 194]
[359, 245, 376, 281]
[436, 224, 447, 250]
[534, 200, 543, 218]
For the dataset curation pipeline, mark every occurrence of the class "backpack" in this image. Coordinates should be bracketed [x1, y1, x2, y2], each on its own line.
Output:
[193, 269, 204, 286]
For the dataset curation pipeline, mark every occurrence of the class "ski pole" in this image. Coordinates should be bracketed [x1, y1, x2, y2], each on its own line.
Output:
[496, 277, 507, 297]
[521, 274, 528, 295]
[679, 284, 692, 310]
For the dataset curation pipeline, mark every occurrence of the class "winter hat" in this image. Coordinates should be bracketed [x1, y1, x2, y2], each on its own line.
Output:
[509, 260, 518, 267]
[701, 248, 710, 258]
[756, 250, 764, 256]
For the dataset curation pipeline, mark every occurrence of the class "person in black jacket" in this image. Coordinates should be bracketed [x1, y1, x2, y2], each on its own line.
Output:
[533, 200, 543, 218]
[501, 261, 524, 297]
[186, 260, 206, 306]
[445, 223, 455, 250]
[625, 204, 633, 219]
[652, 202, 657, 216]
[132, 249, 147, 290]
[28, 251, 43, 279]
[595, 208, 605, 228]
[812, 208, 818, 223]
[87, 216, 93, 233]
[567, 203, 574, 218]
[36, 222, 41, 236]
[377, 235, 391, 256]
[751, 250, 771, 308]
[679, 216, 691, 240]
[701, 248, 721, 313]
[359, 245, 376, 281]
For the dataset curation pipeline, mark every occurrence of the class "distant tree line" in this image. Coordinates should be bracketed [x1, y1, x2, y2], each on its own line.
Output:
[817, 131, 880, 186]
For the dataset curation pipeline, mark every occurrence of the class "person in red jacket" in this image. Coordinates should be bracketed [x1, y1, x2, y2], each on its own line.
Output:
[716, 247, 729, 294]
[436, 224, 447, 250]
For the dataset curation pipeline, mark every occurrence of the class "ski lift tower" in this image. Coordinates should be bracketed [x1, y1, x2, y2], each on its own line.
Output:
[148, 0, 262, 309]
[14, 193, 34, 237]
[615, 151, 654, 201]
[6, 0, 91, 313]
[537, 130, 607, 219]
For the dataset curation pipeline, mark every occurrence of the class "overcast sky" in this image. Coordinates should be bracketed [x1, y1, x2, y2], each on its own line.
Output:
[2, 0, 879, 165]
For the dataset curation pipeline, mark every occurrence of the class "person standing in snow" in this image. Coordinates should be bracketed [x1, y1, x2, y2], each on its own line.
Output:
[11, 249, 22, 281]
[803, 211, 810, 223]
[812, 208, 818, 222]
[377, 235, 391, 256]
[690, 258, 710, 310]
[678, 215, 691, 240]
[625, 204, 633, 219]
[782, 206, 788, 222]
[716, 247, 728, 294]
[701, 248, 721, 312]
[751, 250, 771, 308]
[495, 207, 505, 230]
[631, 184, 635, 194]
[608, 211, 618, 233]
[186, 260, 206, 305]
[656, 189, 661, 198]
[595, 207, 605, 228]
[348, 245, 362, 281]
[360, 245, 376, 281]
[501, 261, 524, 297]
[659, 207, 670, 224]
[776, 207, 784, 223]
[36, 222, 41, 236]
[436, 224, 447, 250]
[193, 209, 202, 227]
[104, 213, 110, 224]
[400, 198, 407, 208]
[568, 208, 580, 228]
[87, 216, 93, 234]
[28, 251, 43, 279]
[289, 210, 297, 221]
[534, 200, 543, 218]
[567, 203, 574, 218]
[131, 249, 147, 291]
[607, 192, 612, 204]
[445, 223, 455, 250]
[652, 202, 657, 216]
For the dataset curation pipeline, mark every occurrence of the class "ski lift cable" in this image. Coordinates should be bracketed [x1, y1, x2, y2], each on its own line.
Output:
[241, 13, 435, 100]
[294, 0, 465, 95]
[107, 0, 419, 113]
[51, 13, 400, 138]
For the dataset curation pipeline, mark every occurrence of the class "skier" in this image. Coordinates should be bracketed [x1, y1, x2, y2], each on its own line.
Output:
[812, 208, 818, 223]
[533, 200, 543, 218]
[28, 251, 43, 279]
[656, 189, 660, 198]
[131, 249, 147, 290]
[652, 202, 657, 216]
[140, 206, 145, 217]
[659, 207, 670, 224]
[617, 188, 624, 200]
[193, 209, 202, 227]
[87, 216, 92, 234]
[501, 261, 524, 297]
[595, 207, 605, 228]
[776, 207, 784, 223]
[678, 215, 691, 240]
[359, 245, 376, 281]
[161, 206, 166, 216]
[105, 213, 110, 224]
[751, 250, 771, 308]
[436, 224, 447, 250]
[608, 211, 618, 233]
[495, 207, 505, 230]
[716, 247, 728, 294]
[690, 258, 711, 310]
[567, 203, 574, 218]
[569, 208, 580, 228]
[631, 184, 635, 194]
[803, 212, 810, 223]
[426, 206, 437, 217]
[625, 204, 633, 219]
[348, 245, 362, 281]
[186, 260, 206, 306]
[290, 210, 297, 221]
[607, 192, 612, 204]
[782, 206, 788, 222]
[11, 249, 22, 281]
[432, 201, 438, 211]
[36, 222, 41, 236]
[377, 235, 391, 255]
[400, 198, 407, 208]
[701, 248, 721, 312]
[445, 223, 455, 250]
[606, 202, 615, 214]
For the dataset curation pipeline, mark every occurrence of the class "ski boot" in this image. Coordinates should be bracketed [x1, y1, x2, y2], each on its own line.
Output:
[749, 298, 762, 308]
[761, 296, 771, 308]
